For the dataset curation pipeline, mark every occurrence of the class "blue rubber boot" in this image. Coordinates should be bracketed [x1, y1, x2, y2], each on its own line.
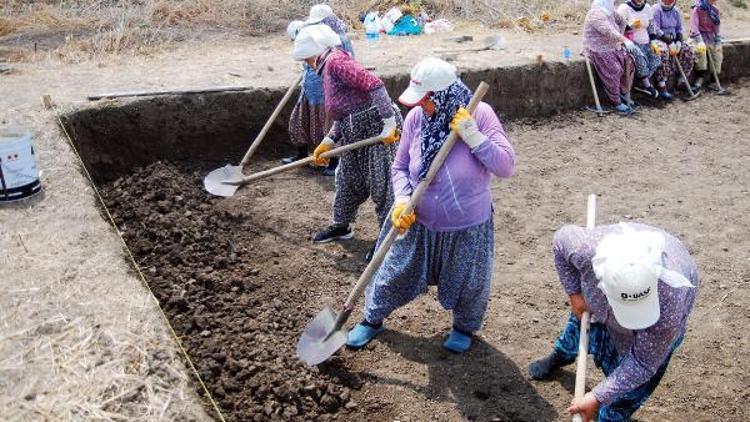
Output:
[443, 328, 472, 353]
[658, 90, 673, 101]
[346, 321, 384, 349]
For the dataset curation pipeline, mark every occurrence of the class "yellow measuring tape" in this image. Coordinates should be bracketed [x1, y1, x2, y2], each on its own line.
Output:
[46, 96, 226, 422]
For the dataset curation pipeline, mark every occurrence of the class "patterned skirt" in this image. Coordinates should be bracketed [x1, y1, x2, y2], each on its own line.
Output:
[288, 96, 330, 147]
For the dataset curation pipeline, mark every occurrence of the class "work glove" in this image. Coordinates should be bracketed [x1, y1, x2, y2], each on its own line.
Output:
[650, 40, 662, 55]
[450, 107, 487, 149]
[379, 116, 400, 145]
[312, 137, 334, 167]
[668, 42, 680, 57]
[390, 197, 416, 234]
[661, 33, 673, 43]
[695, 41, 707, 54]
[631, 18, 642, 29]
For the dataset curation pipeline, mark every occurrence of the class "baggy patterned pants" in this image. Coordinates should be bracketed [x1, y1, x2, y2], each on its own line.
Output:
[553, 313, 683, 422]
[332, 104, 402, 228]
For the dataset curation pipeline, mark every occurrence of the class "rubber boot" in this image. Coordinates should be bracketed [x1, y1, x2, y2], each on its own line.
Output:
[282, 146, 308, 165]
[443, 328, 472, 353]
[528, 348, 575, 380]
[346, 320, 384, 349]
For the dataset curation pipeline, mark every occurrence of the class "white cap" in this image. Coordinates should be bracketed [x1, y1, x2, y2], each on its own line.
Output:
[287, 20, 305, 40]
[399, 57, 458, 106]
[307, 4, 333, 23]
[592, 225, 694, 330]
[292, 24, 341, 61]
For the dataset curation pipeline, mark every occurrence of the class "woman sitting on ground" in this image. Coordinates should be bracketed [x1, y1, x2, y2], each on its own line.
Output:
[652, 0, 696, 98]
[346, 58, 515, 353]
[617, 0, 663, 99]
[583, 0, 638, 115]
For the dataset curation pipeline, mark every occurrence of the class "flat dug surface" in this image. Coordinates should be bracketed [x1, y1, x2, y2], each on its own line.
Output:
[100, 80, 750, 421]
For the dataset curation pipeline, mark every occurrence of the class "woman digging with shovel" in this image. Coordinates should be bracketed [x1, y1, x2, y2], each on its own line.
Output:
[529, 222, 699, 421]
[345, 58, 516, 353]
[292, 25, 402, 251]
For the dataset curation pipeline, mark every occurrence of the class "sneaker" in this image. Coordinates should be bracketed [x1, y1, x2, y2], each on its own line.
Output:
[443, 328, 472, 353]
[281, 146, 308, 165]
[528, 349, 575, 380]
[346, 321, 384, 349]
[706, 82, 721, 92]
[312, 224, 353, 243]
[364, 243, 376, 262]
[693, 76, 704, 91]
[658, 90, 673, 101]
[614, 103, 633, 116]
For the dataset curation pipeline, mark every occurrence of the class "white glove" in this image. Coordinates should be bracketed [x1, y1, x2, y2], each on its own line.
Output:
[379, 116, 396, 138]
[623, 39, 638, 54]
[450, 107, 487, 149]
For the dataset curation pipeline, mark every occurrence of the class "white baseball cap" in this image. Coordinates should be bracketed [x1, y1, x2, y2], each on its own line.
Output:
[292, 24, 341, 61]
[399, 57, 458, 107]
[307, 4, 333, 23]
[592, 225, 694, 330]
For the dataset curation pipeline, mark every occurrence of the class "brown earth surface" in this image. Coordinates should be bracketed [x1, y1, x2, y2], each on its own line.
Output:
[98, 79, 750, 421]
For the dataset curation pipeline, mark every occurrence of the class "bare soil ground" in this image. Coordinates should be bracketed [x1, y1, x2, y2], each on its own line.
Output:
[98, 79, 750, 421]
[2, 14, 750, 422]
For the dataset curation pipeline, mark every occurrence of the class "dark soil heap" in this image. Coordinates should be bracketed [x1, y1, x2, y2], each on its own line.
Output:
[101, 162, 364, 421]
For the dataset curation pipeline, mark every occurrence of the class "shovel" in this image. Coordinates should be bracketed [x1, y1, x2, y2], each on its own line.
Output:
[296, 81, 490, 366]
[572, 193, 596, 422]
[673, 54, 701, 101]
[435, 35, 506, 53]
[706, 49, 728, 96]
[222, 132, 390, 187]
[203, 73, 303, 197]
[583, 55, 609, 117]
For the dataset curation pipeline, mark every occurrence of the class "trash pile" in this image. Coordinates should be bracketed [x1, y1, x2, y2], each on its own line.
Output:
[360, 3, 454, 38]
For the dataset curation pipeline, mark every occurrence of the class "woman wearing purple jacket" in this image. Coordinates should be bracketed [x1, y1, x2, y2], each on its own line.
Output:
[652, 0, 696, 97]
[345, 58, 516, 353]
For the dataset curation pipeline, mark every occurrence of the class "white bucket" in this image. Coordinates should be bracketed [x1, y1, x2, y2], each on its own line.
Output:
[0, 131, 42, 203]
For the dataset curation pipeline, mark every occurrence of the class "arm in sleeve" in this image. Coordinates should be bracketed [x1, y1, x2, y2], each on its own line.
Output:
[390, 109, 418, 197]
[591, 9, 627, 44]
[689, 7, 701, 39]
[553, 225, 592, 296]
[592, 290, 686, 405]
[328, 55, 383, 92]
[675, 8, 684, 40]
[652, 9, 664, 38]
[326, 121, 341, 143]
[368, 85, 396, 119]
[468, 103, 515, 178]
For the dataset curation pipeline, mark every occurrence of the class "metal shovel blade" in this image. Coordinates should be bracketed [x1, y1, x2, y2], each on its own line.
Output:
[203, 165, 243, 197]
[297, 306, 347, 366]
[481, 34, 506, 50]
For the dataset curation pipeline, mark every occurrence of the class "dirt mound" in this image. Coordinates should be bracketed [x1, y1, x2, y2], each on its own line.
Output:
[101, 162, 364, 421]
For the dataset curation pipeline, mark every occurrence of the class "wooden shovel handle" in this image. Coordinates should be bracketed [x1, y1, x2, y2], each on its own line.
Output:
[584, 56, 604, 116]
[338, 81, 490, 321]
[239, 73, 303, 167]
[572, 194, 596, 422]
[231, 133, 386, 185]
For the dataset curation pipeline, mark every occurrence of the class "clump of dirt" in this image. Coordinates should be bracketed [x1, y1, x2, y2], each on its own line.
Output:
[101, 161, 364, 421]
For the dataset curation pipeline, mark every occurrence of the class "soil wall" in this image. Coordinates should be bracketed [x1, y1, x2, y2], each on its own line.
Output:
[62, 40, 750, 182]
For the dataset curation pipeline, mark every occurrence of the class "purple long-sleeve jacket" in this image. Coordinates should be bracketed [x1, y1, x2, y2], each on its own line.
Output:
[553, 222, 700, 405]
[690, 3, 720, 44]
[652, 5, 684, 40]
[392, 102, 515, 232]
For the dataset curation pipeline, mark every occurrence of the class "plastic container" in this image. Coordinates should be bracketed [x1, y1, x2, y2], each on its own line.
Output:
[364, 12, 380, 43]
[0, 131, 42, 203]
[563, 47, 572, 62]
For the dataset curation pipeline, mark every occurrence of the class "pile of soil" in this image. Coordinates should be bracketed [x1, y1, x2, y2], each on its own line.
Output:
[101, 162, 367, 421]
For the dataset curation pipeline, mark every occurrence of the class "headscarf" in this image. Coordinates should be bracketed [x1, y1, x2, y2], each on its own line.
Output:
[626, 0, 646, 12]
[697, 0, 720, 25]
[659, 0, 676, 11]
[292, 24, 341, 61]
[320, 15, 355, 55]
[418, 80, 472, 180]
[591, 0, 615, 16]
[592, 223, 694, 292]
[287, 20, 305, 40]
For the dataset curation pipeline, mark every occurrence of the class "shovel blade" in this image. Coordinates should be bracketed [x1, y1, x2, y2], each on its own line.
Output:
[297, 306, 347, 366]
[203, 165, 243, 197]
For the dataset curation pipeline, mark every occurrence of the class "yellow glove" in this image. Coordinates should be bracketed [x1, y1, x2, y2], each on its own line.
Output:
[312, 137, 334, 167]
[390, 199, 416, 234]
[650, 40, 661, 55]
[451, 107, 486, 148]
[632, 19, 642, 29]
[381, 128, 401, 145]
[695, 42, 707, 54]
